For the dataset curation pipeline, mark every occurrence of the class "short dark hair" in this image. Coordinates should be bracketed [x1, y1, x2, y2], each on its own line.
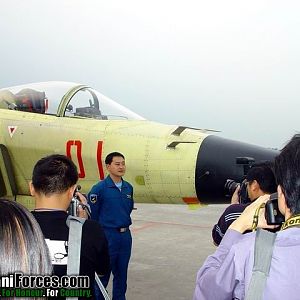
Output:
[275, 134, 300, 214]
[105, 152, 125, 165]
[32, 154, 78, 195]
[0, 199, 52, 275]
[246, 162, 277, 194]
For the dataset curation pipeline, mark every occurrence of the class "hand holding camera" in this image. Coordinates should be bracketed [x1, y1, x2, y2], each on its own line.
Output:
[265, 193, 285, 225]
[224, 179, 250, 204]
[229, 195, 280, 233]
[68, 185, 91, 218]
[230, 185, 241, 204]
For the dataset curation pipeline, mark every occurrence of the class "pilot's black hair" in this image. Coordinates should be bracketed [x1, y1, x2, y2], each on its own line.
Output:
[275, 134, 300, 214]
[246, 162, 277, 194]
[105, 152, 125, 165]
[32, 154, 78, 195]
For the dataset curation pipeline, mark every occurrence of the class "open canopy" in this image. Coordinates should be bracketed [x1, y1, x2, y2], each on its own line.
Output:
[0, 81, 144, 121]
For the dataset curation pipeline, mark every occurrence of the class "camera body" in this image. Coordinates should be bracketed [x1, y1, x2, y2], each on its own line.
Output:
[68, 185, 91, 217]
[265, 192, 285, 225]
[224, 156, 255, 204]
[224, 179, 250, 204]
[68, 185, 81, 216]
[69, 196, 80, 216]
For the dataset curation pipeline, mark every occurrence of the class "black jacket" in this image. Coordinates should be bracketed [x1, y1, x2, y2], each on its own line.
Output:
[32, 210, 110, 299]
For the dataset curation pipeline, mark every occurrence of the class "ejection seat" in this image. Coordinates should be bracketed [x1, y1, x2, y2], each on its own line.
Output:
[15, 89, 46, 114]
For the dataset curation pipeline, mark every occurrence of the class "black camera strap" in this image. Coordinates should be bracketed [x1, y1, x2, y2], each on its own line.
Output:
[245, 228, 276, 300]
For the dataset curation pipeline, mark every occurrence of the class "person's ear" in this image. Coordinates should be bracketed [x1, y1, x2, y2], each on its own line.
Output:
[278, 185, 285, 203]
[68, 184, 77, 199]
[248, 180, 259, 194]
[251, 180, 259, 191]
[29, 181, 35, 196]
[278, 185, 290, 218]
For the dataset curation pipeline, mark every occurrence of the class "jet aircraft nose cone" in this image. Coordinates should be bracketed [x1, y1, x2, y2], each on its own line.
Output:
[195, 135, 278, 203]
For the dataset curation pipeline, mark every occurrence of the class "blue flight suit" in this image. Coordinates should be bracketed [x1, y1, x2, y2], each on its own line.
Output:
[88, 175, 134, 300]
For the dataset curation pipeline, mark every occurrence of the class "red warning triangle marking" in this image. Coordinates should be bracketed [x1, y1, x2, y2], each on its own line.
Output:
[8, 126, 17, 138]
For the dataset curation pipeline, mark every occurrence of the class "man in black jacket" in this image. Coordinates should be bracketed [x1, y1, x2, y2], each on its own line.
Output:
[30, 154, 110, 299]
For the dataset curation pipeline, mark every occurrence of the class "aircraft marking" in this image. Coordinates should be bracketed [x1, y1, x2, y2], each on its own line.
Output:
[182, 197, 200, 205]
[66, 140, 85, 178]
[96, 141, 105, 180]
[65, 140, 105, 180]
[7, 126, 17, 138]
[131, 220, 212, 234]
[131, 222, 159, 233]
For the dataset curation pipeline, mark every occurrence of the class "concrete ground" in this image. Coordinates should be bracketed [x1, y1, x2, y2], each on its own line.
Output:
[106, 203, 227, 300]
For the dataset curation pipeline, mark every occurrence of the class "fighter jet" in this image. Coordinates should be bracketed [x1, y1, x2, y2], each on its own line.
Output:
[0, 81, 278, 209]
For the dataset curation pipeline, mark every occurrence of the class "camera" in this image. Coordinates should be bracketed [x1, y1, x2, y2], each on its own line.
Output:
[68, 185, 91, 218]
[224, 179, 250, 204]
[224, 157, 255, 204]
[224, 179, 239, 196]
[265, 192, 285, 225]
[68, 185, 81, 216]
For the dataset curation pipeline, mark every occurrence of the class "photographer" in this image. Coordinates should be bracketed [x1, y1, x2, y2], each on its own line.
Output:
[212, 162, 277, 245]
[193, 134, 300, 300]
[30, 154, 110, 299]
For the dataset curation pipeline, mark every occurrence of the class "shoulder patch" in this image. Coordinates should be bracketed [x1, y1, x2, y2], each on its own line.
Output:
[90, 194, 98, 203]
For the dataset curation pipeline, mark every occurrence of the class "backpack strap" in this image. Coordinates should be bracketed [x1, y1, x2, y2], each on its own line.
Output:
[66, 216, 86, 300]
[95, 272, 111, 300]
[245, 228, 277, 300]
[66, 216, 86, 276]
[66, 215, 110, 300]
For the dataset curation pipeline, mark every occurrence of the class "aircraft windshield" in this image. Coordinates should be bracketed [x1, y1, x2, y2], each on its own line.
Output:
[65, 87, 144, 120]
[0, 81, 144, 120]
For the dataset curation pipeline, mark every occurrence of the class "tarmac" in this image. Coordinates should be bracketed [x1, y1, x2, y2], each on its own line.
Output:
[106, 203, 227, 300]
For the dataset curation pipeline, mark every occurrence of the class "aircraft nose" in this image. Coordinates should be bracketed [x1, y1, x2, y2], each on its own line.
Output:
[195, 135, 279, 203]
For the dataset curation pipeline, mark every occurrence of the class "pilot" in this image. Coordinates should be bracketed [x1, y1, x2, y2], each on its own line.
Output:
[88, 152, 134, 300]
[212, 162, 277, 245]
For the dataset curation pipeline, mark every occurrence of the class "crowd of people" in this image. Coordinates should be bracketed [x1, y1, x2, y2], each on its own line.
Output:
[0, 152, 133, 300]
[193, 134, 300, 299]
[1, 134, 300, 300]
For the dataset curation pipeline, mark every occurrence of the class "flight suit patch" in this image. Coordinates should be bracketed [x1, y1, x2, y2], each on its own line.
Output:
[126, 194, 132, 199]
[90, 194, 98, 203]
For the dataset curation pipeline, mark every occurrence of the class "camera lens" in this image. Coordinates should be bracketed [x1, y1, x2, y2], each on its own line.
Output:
[224, 179, 239, 196]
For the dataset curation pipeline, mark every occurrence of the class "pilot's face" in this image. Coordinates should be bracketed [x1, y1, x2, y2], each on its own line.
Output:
[107, 156, 126, 178]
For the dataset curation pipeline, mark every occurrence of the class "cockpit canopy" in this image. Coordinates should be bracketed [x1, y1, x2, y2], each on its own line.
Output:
[0, 81, 144, 121]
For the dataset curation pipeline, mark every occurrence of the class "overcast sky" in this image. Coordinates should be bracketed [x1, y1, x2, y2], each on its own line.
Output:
[1, 0, 299, 149]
